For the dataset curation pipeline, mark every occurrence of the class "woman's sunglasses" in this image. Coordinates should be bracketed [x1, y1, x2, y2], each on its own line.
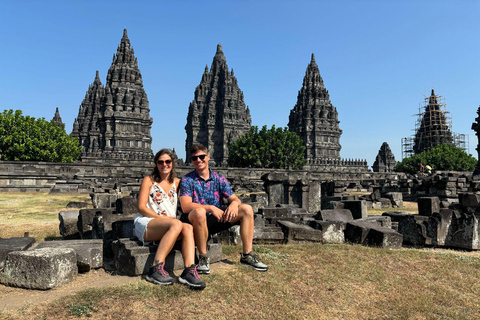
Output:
[191, 154, 207, 162]
[157, 160, 172, 165]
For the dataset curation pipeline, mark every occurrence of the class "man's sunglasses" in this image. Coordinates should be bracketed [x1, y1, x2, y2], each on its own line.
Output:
[191, 154, 207, 162]
[157, 160, 172, 165]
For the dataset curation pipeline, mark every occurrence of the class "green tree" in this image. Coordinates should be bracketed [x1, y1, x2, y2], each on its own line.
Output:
[0, 109, 81, 162]
[227, 125, 307, 169]
[394, 144, 477, 174]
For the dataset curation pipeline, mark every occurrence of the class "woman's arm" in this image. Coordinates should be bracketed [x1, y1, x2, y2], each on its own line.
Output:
[137, 176, 161, 218]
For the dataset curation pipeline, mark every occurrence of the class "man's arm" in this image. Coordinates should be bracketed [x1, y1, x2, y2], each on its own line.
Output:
[179, 195, 225, 220]
[222, 194, 241, 222]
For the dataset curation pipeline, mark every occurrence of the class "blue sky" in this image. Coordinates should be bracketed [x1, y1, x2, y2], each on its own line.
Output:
[1, 0, 479, 166]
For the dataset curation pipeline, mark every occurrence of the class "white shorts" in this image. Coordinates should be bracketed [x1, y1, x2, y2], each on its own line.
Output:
[133, 213, 154, 245]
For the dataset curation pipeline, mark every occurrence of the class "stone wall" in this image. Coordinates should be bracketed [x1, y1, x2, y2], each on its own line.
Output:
[0, 160, 402, 195]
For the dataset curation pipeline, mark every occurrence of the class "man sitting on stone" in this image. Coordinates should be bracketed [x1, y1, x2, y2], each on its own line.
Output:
[179, 143, 268, 274]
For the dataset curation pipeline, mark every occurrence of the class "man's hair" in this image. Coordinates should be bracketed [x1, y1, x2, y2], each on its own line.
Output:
[190, 143, 208, 155]
[152, 149, 176, 183]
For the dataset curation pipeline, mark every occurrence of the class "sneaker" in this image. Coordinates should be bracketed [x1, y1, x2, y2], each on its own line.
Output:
[239, 252, 268, 272]
[178, 264, 206, 290]
[197, 255, 210, 274]
[145, 262, 175, 285]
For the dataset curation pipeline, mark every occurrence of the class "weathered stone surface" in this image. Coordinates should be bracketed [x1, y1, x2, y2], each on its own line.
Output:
[418, 197, 440, 216]
[341, 200, 367, 219]
[357, 216, 392, 229]
[315, 209, 353, 222]
[382, 212, 432, 246]
[112, 239, 222, 276]
[253, 226, 284, 243]
[91, 193, 120, 209]
[459, 193, 480, 212]
[0, 237, 35, 269]
[0, 248, 77, 290]
[116, 196, 137, 214]
[58, 210, 80, 239]
[379, 198, 392, 208]
[385, 192, 403, 208]
[35, 239, 103, 272]
[427, 209, 455, 246]
[307, 220, 345, 243]
[344, 221, 403, 248]
[276, 220, 325, 243]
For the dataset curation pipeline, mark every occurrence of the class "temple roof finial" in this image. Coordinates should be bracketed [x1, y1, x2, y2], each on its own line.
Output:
[123, 28, 128, 38]
[213, 43, 226, 62]
[311, 53, 316, 62]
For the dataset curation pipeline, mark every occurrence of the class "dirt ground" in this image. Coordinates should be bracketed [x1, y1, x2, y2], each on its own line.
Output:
[0, 268, 141, 311]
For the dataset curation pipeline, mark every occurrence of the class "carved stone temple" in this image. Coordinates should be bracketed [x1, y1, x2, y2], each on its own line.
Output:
[185, 44, 252, 166]
[72, 29, 153, 162]
[52, 107, 63, 128]
[288, 54, 343, 163]
[471, 105, 480, 176]
[413, 89, 453, 154]
[372, 142, 396, 173]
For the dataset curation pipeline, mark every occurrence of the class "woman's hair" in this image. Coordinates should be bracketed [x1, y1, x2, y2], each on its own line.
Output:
[151, 149, 176, 183]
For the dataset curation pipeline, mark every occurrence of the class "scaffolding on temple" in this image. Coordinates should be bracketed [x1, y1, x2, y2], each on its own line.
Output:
[401, 90, 468, 159]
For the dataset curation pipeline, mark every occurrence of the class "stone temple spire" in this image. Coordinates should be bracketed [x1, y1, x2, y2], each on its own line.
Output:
[413, 89, 453, 154]
[72, 70, 105, 158]
[372, 142, 396, 172]
[288, 54, 342, 162]
[52, 107, 63, 128]
[185, 44, 252, 166]
[102, 28, 153, 161]
[71, 29, 153, 162]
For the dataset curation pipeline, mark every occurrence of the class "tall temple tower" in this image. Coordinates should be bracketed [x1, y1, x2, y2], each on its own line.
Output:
[72, 29, 153, 162]
[413, 89, 453, 154]
[185, 44, 251, 166]
[52, 107, 63, 128]
[288, 54, 342, 162]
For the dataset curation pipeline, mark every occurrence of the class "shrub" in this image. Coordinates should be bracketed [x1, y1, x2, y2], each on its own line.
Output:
[0, 109, 81, 162]
[227, 125, 306, 169]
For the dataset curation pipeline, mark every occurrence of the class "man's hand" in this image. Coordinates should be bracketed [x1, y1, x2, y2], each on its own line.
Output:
[210, 206, 224, 221]
[222, 202, 239, 222]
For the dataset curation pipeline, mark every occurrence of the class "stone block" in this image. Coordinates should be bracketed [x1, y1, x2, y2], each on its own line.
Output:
[357, 216, 392, 228]
[385, 192, 403, 208]
[91, 192, 120, 209]
[253, 226, 285, 243]
[0, 237, 36, 269]
[379, 198, 392, 208]
[315, 209, 353, 222]
[258, 207, 288, 219]
[459, 193, 480, 211]
[382, 212, 432, 246]
[307, 220, 345, 243]
[58, 210, 80, 239]
[341, 200, 367, 219]
[113, 239, 223, 276]
[77, 208, 103, 239]
[35, 239, 103, 272]
[0, 248, 77, 290]
[427, 209, 455, 246]
[344, 221, 403, 248]
[115, 196, 138, 214]
[276, 220, 324, 243]
[418, 197, 440, 216]
[438, 211, 480, 250]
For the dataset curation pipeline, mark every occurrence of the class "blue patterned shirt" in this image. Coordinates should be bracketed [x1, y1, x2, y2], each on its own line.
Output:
[179, 169, 234, 209]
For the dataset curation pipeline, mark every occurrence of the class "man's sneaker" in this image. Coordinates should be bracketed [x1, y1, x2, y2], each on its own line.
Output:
[197, 255, 210, 274]
[178, 264, 206, 290]
[145, 262, 175, 285]
[239, 252, 268, 272]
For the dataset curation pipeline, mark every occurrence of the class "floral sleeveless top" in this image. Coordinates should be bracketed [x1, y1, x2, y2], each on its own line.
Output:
[147, 181, 178, 218]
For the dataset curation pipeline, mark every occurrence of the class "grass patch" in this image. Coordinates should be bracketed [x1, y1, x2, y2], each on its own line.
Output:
[0, 192, 90, 241]
[3, 243, 480, 319]
[367, 201, 418, 216]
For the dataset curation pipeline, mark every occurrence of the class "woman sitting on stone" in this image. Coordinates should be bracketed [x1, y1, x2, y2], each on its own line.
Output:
[134, 148, 205, 290]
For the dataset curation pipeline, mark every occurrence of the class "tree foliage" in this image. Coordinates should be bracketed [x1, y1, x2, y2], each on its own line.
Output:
[227, 125, 307, 169]
[0, 109, 81, 162]
[394, 144, 477, 174]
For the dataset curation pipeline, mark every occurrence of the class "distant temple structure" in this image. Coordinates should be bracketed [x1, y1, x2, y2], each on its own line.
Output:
[288, 54, 342, 162]
[72, 29, 153, 162]
[185, 44, 251, 166]
[372, 142, 396, 173]
[52, 107, 63, 128]
[402, 89, 467, 158]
